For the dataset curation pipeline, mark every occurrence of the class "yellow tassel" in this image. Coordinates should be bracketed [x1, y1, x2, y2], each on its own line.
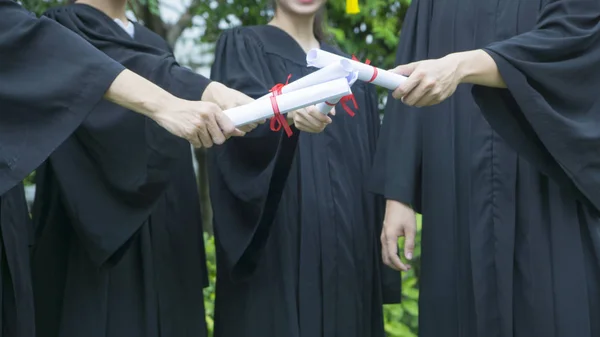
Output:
[346, 0, 360, 14]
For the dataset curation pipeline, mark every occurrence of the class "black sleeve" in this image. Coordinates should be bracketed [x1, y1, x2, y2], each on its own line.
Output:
[44, 6, 210, 101]
[368, 0, 429, 212]
[0, 1, 125, 196]
[208, 28, 299, 280]
[472, 0, 600, 211]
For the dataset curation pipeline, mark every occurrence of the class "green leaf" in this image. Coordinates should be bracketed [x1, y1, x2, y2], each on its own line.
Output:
[402, 299, 419, 317]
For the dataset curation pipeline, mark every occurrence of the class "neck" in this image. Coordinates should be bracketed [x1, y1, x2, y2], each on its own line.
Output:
[269, 9, 319, 52]
[76, 0, 128, 22]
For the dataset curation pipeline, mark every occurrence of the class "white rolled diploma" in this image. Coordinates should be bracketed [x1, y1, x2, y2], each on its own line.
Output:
[306, 49, 407, 90]
[315, 71, 359, 115]
[257, 60, 355, 100]
[224, 77, 352, 127]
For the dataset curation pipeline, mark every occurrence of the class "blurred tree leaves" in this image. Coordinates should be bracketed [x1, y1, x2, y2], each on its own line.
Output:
[19, 0, 65, 14]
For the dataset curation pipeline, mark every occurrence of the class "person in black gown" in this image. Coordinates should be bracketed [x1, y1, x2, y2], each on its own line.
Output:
[208, 1, 402, 336]
[29, 2, 260, 337]
[0, 1, 242, 336]
[371, 0, 600, 336]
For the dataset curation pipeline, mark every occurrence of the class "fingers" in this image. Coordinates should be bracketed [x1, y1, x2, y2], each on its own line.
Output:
[196, 122, 213, 148]
[294, 107, 331, 133]
[402, 81, 432, 106]
[238, 122, 258, 133]
[188, 136, 202, 148]
[212, 105, 237, 141]
[204, 113, 226, 146]
[231, 128, 246, 137]
[404, 219, 416, 261]
[381, 227, 410, 271]
[390, 62, 421, 100]
[307, 108, 332, 125]
[392, 74, 421, 100]
[389, 62, 418, 76]
[328, 107, 336, 116]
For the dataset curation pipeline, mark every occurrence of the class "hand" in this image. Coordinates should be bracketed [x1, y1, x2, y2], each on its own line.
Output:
[289, 106, 334, 133]
[102, 70, 242, 146]
[390, 53, 464, 107]
[202, 82, 266, 134]
[381, 200, 417, 271]
[152, 98, 242, 148]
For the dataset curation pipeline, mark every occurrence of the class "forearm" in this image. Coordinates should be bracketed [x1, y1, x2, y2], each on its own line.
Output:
[104, 69, 177, 119]
[451, 49, 507, 88]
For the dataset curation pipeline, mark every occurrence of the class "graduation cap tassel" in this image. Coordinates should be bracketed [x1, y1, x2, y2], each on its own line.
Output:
[346, 0, 360, 14]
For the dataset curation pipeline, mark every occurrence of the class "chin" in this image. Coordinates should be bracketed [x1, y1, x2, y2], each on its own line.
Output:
[283, 0, 323, 15]
[288, 4, 321, 15]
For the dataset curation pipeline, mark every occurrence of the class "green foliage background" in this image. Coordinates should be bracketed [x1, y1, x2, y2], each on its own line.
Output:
[23, 0, 420, 336]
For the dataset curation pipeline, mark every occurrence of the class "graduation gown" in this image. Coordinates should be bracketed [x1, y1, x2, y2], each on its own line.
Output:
[32, 4, 210, 337]
[0, 1, 125, 336]
[209, 25, 401, 337]
[370, 0, 600, 336]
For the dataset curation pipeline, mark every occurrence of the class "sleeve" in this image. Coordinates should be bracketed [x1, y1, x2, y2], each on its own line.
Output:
[367, 0, 429, 213]
[44, 8, 211, 101]
[0, 1, 125, 196]
[208, 28, 299, 280]
[471, 0, 600, 211]
[89, 44, 211, 102]
[363, 84, 403, 304]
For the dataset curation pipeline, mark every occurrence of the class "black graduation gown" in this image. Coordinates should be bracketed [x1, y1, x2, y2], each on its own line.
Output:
[209, 25, 401, 337]
[32, 5, 210, 337]
[370, 0, 600, 336]
[0, 1, 125, 336]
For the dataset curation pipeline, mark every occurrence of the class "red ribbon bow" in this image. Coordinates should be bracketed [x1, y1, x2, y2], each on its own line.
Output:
[352, 54, 378, 83]
[269, 74, 293, 137]
[339, 94, 358, 117]
[326, 94, 359, 117]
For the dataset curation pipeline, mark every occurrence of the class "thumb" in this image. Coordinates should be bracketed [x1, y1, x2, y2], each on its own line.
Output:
[403, 223, 416, 260]
[389, 62, 419, 77]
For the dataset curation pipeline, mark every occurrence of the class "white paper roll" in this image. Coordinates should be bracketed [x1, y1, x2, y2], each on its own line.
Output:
[257, 60, 354, 100]
[224, 77, 352, 127]
[315, 71, 359, 115]
[307, 49, 407, 90]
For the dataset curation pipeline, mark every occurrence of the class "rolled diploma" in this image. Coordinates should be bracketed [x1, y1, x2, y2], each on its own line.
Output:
[257, 60, 354, 100]
[224, 77, 352, 127]
[315, 70, 359, 115]
[306, 49, 407, 90]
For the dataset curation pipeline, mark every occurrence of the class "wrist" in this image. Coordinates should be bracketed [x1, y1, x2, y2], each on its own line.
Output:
[452, 49, 491, 84]
[143, 90, 179, 120]
[386, 199, 412, 209]
[445, 50, 477, 84]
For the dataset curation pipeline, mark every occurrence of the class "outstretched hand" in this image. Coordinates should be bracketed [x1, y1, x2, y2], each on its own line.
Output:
[152, 99, 241, 148]
[389, 54, 464, 107]
[202, 82, 266, 134]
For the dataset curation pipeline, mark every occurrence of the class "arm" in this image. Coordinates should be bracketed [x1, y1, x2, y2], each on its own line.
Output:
[454, 50, 507, 88]
[103, 69, 239, 148]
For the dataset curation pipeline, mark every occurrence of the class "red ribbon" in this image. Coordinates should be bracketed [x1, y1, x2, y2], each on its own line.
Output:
[339, 94, 358, 117]
[352, 54, 378, 83]
[269, 74, 293, 137]
[324, 94, 358, 117]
